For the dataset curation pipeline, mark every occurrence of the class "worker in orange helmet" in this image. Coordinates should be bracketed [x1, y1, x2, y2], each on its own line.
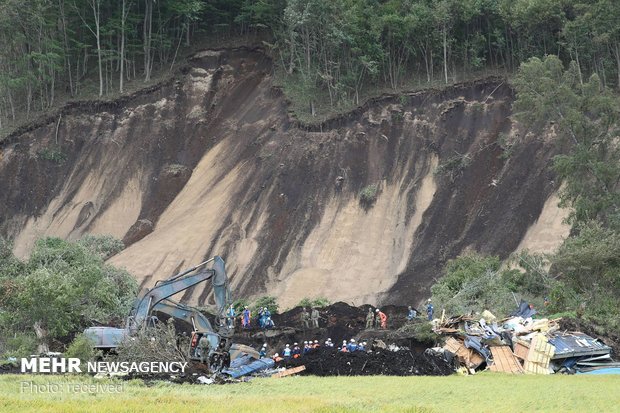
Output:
[375, 308, 388, 329]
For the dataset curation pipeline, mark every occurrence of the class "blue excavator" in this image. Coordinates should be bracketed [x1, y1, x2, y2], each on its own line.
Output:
[84, 256, 255, 370]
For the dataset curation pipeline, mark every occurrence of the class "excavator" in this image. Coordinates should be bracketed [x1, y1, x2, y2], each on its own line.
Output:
[84, 256, 254, 371]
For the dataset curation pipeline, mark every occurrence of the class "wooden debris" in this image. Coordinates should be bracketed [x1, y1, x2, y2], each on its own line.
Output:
[443, 337, 484, 369]
[524, 334, 555, 374]
[488, 346, 524, 374]
[271, 365, 306, 378]
[513, 341, 530, 361]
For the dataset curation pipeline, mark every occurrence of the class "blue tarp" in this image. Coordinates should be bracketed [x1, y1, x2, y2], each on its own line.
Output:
[511, 300, 536, 318]
[229, 354, 255, 369]
[464, 336, 491, 362]
[577, 368, 620, 375]
[223, 358, 275, 378]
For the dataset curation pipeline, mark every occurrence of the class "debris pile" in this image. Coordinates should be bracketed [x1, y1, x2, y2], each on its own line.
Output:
[280, 347, 454, 376]
[433, 301, 619, 375]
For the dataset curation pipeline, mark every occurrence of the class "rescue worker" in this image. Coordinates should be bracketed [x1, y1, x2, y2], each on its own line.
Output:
[358, 341, 367, 351]
[257, 307, 265, 328]
[376, 308, 387, 329]
[303, 341, 311, 354]
[265, 316, 275, 329]
[340, 340, 348, 352]
[325, 338, 334, 347]
[292, 342, 301, 358]
[259, 344, 267, 358]
[226, 304, 236, 329]
[283, 344, 292, 358]
[426, 299, 434, 321]
[311, 307, 320, 328]
[242, 306, 251, 328]
[347, 339, 358, 352]
[198, 334, 211, 364]
[365, 308, 374, 329]
[272, 353, 283, 362]
[313, 339, 320, 349]
[300, 308, 310, 329]
[406, 306, 417, 321]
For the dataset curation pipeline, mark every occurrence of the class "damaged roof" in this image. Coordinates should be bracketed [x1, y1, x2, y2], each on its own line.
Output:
[549, 332, 612, 359]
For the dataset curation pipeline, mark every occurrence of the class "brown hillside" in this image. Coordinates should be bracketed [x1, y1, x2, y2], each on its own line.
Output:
[0, 48, 569, 308]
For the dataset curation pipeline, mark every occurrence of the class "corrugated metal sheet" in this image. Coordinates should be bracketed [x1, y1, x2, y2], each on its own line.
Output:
[549, 332, 612, 359]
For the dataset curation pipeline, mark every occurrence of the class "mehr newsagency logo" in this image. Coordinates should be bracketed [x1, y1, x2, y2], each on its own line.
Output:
[21, 357, 188, 374]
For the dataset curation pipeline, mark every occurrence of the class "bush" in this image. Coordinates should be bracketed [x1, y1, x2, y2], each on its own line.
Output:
[232, 299, 250, 313]
[253, 296, 279, 314]
[297, 297, 330, 308]
[0, 331, 37, 358]
[359, 184, 379, 208]
[0, 237, 138, 351]
[37, 147, 67, 163]
[390, 321, 437, 344]
[431, 253, 536, 316]
[65, 333, 98, 364]
[502, 251, 557, 296]
[78, 235, 125, 259]
[113, 321, 188, 365]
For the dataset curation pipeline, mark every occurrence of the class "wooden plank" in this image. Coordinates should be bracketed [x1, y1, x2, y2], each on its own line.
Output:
[523, 334, 555, 375]
[271, 365, 306, 378]
[443, 337, 484, 369]
[489, 346, 524, 374]
[514, 341, 530, 360]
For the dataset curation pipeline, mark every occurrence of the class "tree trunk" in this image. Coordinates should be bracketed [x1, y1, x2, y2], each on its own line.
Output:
[92, 0, 103, 96]
[34, 321, 49, 354]
[143, 0, 153, 81]
[120, 0, 126, 93]
[59, 0, 74, 96]
[443, 24, 448, 84]
[614, 42, 620, 91]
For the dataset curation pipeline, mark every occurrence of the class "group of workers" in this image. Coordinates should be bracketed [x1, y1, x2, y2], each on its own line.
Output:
[365, 308, 388, 329]
[365, 300, 434, 329]
[405, 300, 434, 321]
[299, 307, 321, 329]
[226, 305, 275, 330]
[228, 299, 435, 333]
[268, 337, 370, 361]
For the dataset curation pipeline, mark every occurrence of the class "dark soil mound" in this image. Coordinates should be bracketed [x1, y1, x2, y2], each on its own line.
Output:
[280, 347, 453, 376]
[0, 362, 20, 374]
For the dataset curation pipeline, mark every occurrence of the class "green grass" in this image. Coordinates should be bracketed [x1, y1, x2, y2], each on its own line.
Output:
[1, 373, 619, 412]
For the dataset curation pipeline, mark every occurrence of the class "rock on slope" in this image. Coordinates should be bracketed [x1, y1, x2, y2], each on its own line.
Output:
[0, 48, 569, 308]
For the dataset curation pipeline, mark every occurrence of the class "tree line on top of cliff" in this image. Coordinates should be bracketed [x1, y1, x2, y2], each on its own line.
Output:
[2, 0, 620, 129]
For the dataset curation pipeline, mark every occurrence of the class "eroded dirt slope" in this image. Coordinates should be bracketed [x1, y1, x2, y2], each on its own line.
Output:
[0, 48, 569, 307]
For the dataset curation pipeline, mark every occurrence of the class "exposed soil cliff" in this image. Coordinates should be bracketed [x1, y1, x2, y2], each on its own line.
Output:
[0, 48, 569, 307]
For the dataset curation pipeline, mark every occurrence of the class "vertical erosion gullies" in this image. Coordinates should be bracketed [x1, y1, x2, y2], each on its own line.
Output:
[0, 49, 568, 306]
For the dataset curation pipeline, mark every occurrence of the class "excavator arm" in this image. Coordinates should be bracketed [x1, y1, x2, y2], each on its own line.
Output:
[128, 256, 229, 332]
[152, 298, 214, 333]
[85, 256, 230, 349]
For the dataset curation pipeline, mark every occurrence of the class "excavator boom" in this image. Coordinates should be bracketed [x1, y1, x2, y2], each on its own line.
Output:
[85, 256, 230, 349]
[152, 298, 214, 333]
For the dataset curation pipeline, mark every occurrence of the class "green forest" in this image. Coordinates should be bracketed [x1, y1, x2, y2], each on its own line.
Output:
[2, 0, 620, 127]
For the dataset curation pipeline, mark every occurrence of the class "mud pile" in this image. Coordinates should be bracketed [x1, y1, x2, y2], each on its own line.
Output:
[281, 347, 453, 376]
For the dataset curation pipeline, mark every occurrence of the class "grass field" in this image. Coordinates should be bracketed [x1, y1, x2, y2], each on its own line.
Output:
[1, 373, 619, 413]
